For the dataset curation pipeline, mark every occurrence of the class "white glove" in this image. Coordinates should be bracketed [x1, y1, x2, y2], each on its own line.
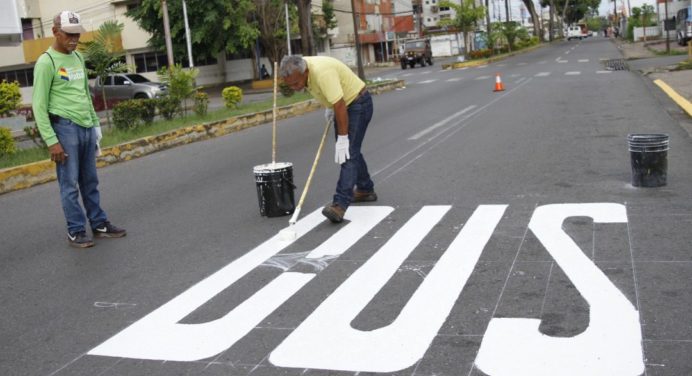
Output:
[335, 135, 350, 164]
[94, 126, 103, 156]
[325, 108, 334, 124]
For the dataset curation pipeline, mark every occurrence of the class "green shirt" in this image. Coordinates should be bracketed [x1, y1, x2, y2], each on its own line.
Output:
[32, 47, 99, 147]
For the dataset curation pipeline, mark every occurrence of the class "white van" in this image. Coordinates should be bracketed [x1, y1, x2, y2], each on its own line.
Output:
[566, 26, 584, 40]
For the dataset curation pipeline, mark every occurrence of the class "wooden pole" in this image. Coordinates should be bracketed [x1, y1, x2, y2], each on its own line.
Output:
[272, 61, 278, 164]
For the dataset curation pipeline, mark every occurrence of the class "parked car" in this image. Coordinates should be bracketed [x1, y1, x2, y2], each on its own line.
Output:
[676, 5, 692, 46]
[400, 39, 433, 69]
[91, 73, 167, 102]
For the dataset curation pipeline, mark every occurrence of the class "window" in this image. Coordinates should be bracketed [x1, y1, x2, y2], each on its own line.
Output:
[133, 51, 169, 73]
[440, 6, 450, 11]
[0, 68, 35, 88]
[113, 76, 127, 85]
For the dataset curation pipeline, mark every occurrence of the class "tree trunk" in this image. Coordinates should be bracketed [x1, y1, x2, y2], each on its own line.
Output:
[561, 0, 570, 31]
[521, 0, 542, 41]
[295, 0, 314, 55]
[548, 0, 555, 41]
[485, 0, 491, 44]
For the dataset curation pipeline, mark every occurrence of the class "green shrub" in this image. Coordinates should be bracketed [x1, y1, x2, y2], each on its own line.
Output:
[468, 49, 492, 59]
[194, 91, 209, 117]
[113, 99, 145, 130]
[0, 80, 22, 117]
[23, 125, 46, 148]
[0, 127, 17, 157]
[140, 98, 157, 125]
[222, 86, 243, 109]
[156, 96, 180, 120]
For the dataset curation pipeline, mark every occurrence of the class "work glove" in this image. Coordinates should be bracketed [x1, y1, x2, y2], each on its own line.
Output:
[324, 108, 334, 124]
[335, 135, 350, 164]
[94, 126, 103, 156]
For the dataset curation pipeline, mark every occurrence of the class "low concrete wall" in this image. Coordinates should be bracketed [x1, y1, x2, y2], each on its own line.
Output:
[0, 80, 405, 195]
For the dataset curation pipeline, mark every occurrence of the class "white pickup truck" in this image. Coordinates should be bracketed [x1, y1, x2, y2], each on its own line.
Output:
[566, 25, 586, 40]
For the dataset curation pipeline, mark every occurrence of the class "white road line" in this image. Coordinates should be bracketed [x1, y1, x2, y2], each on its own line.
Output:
[417, 79, 438, 84]
[565, 51, 571, 55]
[421, 70, 433, 75]
[475, 75, 491, 80]
[565, 71, 581, 75]
[596, 70, 613, 74]
[446, 77, 462, 82]
[557, 60, 568, 63]
[515, 77, 527, 84]
[497, 63, 507, 67]
[535, 72, 551, 77]
[401, 73, 413, 77]
[408, 105, 477, 140]
[477, 65, 488, 68]
[578, 59, 589, 62]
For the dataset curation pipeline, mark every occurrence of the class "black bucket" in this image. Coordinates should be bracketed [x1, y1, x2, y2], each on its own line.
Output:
[628, 133, 669, 187]
[253, 162, 296, 217]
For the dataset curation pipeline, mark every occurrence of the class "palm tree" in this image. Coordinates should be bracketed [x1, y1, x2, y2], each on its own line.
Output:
[81, 20, 128, 126]
[440, 0, 487, 57]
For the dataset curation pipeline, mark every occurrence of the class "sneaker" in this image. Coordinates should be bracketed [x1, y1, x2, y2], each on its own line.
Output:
[67, 231, 94, 248]
[322, 203, 346, 223]
[352, 189, 378, 203]
[92, 221, 127, 238]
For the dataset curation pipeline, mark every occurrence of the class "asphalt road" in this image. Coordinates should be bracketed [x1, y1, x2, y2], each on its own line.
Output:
[2, 37, 692, 376]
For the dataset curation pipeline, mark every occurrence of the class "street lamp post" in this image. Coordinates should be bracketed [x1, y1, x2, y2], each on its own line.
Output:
[285, 2, 292, 55]
[183, 0, 194, 68]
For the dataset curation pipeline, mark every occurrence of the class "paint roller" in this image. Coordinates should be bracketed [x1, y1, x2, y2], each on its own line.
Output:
[279, 117, 332, 241]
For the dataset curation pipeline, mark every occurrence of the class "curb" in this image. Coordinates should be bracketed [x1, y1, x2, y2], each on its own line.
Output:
[654, 79, 692, 117]
[441, 43, 547, 70]
[0, 80, 405, 195]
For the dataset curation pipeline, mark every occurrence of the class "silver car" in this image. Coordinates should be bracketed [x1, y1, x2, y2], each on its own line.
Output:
[91, 73, 167, 101]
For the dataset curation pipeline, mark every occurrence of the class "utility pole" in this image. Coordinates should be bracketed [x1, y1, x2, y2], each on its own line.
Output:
[664, 0, 670, 53]
[183, 0, 193, 68]
[350, 0, 365, 79]
[161, 0, 174, 69]
[285, 2, 292, 55]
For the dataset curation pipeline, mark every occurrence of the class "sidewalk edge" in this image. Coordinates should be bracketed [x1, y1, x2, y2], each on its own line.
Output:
[653, 79, 692, 117]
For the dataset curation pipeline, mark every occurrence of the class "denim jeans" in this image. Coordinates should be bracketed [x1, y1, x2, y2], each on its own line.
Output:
[51, 116, 107, 234]
[332, 91, 374, 209]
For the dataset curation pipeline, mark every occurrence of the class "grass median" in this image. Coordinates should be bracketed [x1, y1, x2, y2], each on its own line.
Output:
[0, 91, 313, 170]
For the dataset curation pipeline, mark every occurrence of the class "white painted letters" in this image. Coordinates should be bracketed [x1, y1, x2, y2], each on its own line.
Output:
[269, 205, 507, 372]
[474, 203, 644, 376]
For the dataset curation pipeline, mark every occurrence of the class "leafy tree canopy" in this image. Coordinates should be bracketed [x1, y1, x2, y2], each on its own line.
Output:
[127, 0, 259, 63]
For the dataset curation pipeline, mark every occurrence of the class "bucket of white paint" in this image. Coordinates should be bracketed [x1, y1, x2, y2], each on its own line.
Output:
[253, 162, 296, 217]
[627, 133, 669, 187]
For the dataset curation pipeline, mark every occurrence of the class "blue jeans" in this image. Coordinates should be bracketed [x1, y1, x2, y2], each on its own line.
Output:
[51, 116, 107, 234]
[333, 91, 375, 209]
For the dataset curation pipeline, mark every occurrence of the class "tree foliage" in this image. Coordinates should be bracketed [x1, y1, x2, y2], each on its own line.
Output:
[254, 0, 295, 68]
[127, 0, 259, 63]
[0, 80, 21, 117]
[81, 20, 128, 124]
[439, 0, 486, 56]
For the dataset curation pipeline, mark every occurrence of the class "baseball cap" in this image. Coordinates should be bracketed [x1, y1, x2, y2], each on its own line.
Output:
[58, 11, 86, 34]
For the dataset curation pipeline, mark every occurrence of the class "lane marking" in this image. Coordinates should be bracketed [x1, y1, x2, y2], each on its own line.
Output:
[417, 79, 438, 84]
[408, 105, 477, 140]
[557, 60, 568, 63]
[565, 71, 581, 75]
[537, 60, 547, 64]
[535, 72, 551, 77]
[596, 70, 612, 74]
[446, 77, 462, 82]
[421, 70, 433, 75]
[654, 79, 692, 116]
[475, 75, 491, 80]
[578, 59, 589, 62]
[517, 62, 527, 66]
[515, 77, 527, 84]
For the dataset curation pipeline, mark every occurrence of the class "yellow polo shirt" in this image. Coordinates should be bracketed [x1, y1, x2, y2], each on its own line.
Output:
[303, 56, 365, 108]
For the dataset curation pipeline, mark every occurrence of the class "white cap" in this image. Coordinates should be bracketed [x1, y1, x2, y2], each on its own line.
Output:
[58, 11, 86, 34]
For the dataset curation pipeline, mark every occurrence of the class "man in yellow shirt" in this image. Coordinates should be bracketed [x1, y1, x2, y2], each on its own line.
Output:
[279, 55, 377, 223]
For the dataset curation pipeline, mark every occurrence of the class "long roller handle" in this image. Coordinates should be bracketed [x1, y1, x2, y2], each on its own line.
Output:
[272, 61, 278, 164]
[288, 118, 332, 225]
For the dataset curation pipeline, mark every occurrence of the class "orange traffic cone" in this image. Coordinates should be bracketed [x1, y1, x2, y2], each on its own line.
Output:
[493, 73, 505, 92]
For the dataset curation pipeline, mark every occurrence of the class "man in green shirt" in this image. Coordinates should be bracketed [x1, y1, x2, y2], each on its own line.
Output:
[32, 11, 126, 248]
